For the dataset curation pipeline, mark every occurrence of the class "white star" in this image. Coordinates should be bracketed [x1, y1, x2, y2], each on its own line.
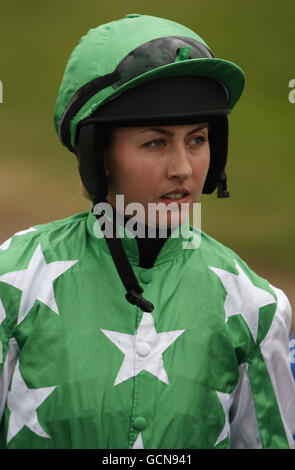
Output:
[0, 297, 6, 324]
[209, 260, 276, 342]
[132, 433, 144, 449]
[0, 227, 36, 251]
[215, 390, 234, 446]
[101, 312, 185, 386]
[0, 244, 78, 325]
[7, 360, 56, 444]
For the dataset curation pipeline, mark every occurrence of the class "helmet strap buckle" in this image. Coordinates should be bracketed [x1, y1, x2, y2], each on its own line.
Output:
[217, 170, 230, 198]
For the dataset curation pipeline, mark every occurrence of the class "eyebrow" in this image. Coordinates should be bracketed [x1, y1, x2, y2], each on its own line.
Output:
[138, 124, 208, 137]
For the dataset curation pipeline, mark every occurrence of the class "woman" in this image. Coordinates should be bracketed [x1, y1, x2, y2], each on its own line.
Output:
[0, 14, 294, 449]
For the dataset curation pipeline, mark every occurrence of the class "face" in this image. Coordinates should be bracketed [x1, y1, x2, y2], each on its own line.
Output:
[104, 123, 210, 228]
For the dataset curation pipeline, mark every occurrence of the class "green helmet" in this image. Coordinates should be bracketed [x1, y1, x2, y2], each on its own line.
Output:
[54, 14, 245, 201]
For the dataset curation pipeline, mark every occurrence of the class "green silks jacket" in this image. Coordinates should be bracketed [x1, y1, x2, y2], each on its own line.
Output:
[0, 209, 294, 449]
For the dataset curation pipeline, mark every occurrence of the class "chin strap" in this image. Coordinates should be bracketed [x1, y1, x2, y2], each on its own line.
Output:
[94, 207, 155, 313]
[217, 170, 230, 198]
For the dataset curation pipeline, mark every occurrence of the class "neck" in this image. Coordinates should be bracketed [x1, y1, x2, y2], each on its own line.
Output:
[111, 204, 172, 269]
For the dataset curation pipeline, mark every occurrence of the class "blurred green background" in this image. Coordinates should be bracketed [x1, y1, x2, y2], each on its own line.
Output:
[0, 0, 294, 307]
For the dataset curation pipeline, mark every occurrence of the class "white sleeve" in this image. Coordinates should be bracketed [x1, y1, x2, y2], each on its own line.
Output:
[230, 287, 295, 448]
[259, 287, 295, 446]
[229, 363, 263, 448]
[0, 337, 19, 422]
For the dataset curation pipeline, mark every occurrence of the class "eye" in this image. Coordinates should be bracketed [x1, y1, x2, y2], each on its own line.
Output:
[144, 138, 165, 148]
[189, 135, 207, 146]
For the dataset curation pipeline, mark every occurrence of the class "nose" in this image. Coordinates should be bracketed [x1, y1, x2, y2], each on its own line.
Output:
[166, 143, 192, 181]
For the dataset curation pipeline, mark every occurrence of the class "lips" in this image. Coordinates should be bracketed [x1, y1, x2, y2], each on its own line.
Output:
[160, 188, 190, 198]
[159, 188, 190, 205]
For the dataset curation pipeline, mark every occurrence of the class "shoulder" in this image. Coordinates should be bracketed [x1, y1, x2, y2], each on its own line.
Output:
[194, 229, 292, 342]
[0, 213, 88, 334]
[0, 212, 88, 273]
[198, 229, 273, 291]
